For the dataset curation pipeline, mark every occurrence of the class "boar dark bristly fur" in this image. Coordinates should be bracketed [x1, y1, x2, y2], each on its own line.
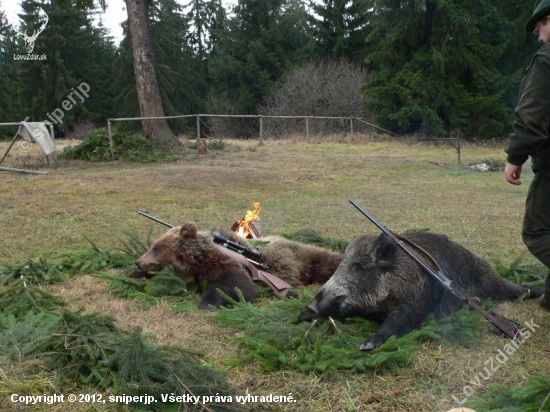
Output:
[307, 231, 543, 351]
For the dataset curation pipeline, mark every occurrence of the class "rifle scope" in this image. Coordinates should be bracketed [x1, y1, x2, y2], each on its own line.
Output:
[212, 231, 262, 260]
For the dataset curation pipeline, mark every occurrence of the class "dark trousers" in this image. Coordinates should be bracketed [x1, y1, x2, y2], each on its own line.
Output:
[522, 173, 550, 274]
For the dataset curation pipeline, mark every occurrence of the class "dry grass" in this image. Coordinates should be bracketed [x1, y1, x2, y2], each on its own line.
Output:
[1, 134, 549, 412]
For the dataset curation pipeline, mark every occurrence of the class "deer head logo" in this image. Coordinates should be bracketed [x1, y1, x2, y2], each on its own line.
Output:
[16, 9, 48, 54]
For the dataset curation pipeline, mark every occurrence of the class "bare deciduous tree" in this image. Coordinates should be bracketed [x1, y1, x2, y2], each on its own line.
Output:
[261, 59, 369, 137]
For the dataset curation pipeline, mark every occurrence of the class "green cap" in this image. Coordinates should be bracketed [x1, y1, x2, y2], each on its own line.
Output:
[526, 0, 550, 32]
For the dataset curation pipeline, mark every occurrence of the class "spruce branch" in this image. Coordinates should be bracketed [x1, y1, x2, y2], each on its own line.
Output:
[170, 369, 214, 412]
[0, 281, 66, 316]
[539, 391, 550, 412]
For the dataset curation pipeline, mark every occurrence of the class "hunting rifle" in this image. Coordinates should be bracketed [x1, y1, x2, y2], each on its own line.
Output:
[138, 210, 293, 297]
[348, 198, 520, 339]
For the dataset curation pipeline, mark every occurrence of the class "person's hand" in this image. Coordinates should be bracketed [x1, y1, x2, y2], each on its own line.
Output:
[505, 162, 522, 185]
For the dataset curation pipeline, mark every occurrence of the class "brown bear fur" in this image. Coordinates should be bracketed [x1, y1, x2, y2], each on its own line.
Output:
[134, 222, 342, 308]
[253, 235, 342, 286]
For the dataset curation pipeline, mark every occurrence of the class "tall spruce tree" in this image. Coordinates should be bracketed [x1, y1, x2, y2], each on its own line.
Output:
[125, 0, 181, 147]
[362, 0, 540, 138]
[0, 6, 23, 133]
[208, 0, 315, 118]
[13, 0, 115, 135]
[184, 0, 225, 63]
[151, 0, 206, 129]
[309, 0, 370, 63]
[111, 23, 138, 120]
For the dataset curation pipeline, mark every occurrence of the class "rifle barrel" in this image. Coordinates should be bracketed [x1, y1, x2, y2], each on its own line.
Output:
[138, 210, 174, 228]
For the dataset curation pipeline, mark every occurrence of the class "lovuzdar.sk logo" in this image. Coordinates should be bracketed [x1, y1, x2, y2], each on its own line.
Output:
[14, 8, 48, 61]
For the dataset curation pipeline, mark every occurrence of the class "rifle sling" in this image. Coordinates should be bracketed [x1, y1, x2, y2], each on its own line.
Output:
[393, 234, 519, 339]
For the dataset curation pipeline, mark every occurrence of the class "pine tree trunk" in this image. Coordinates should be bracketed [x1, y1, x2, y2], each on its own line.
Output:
[125, 0, 181, 147]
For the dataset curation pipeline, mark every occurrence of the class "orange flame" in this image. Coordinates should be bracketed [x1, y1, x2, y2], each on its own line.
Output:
[235, 202, 261, 238]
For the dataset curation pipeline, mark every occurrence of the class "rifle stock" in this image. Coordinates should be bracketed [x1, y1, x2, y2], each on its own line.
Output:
[216, 246, 293, 297]
[348, 198, 519, 339]
[253, 271, 293, 297]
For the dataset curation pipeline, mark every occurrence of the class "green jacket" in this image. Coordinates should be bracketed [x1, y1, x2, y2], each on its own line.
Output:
[505, 43, 550, 173]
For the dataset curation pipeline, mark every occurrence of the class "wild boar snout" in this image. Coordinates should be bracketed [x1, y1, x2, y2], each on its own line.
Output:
[307, 286, 350, 319]
[306, 301, 319, 318]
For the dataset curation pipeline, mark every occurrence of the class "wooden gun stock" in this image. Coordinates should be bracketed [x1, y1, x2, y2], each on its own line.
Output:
[252, 270, 294, 297]
[217, 246, 293, 297]
[349, 198, 519, 339]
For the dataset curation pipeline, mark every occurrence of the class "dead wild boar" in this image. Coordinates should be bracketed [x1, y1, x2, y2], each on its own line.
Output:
[307, 231, 543, 351]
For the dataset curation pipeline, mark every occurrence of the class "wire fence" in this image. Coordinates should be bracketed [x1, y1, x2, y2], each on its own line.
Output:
[106, 114, 396, 160]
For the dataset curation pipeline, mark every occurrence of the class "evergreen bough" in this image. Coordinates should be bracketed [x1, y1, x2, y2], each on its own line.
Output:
[57, 231, 151, 276]
[214, 289, 488, 375]
[467, 375, 550, 411]
[0, 303, 241, 411]
[0, 281, 66, 316]
[93, 267, 198, 312]
[59, 127, 188, 163]
[109, 326, 239, 411]
[494, 254, 547, 288]
[0, 229, 152, 283]
[0, 257, 69, 286]
[0, 227, 244, 411]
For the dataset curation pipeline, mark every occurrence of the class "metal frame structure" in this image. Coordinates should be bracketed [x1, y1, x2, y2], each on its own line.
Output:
[0, 118, 56, 174]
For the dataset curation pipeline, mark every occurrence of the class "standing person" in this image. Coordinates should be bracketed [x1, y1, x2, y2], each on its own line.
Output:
[505, 0, 550, 309]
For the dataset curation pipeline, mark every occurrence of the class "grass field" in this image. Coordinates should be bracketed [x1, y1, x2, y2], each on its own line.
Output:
[1, 135, 549, 411]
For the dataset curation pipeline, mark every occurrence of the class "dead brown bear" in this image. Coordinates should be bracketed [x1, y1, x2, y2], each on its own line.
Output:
[307, 231, 544, 350]
[134, 222, 342, 308]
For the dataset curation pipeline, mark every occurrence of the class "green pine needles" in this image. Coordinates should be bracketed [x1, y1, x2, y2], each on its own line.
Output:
[467, 375, 550, 411]
[0, 257, 69, 286]
[213, 290, 484, 376]
[109, 326, 238, 411]
[0, 281, 66, 316]
[57, 230, 152, 276]
[59, 127, 190, 163]
[0, 310, 241, 410]
[93, 268, 198, 312]
[494, 254, 548, 288]
[0, 302, 241, 411]
[0, 229, 243, 411]
[0, 229, 152, 283]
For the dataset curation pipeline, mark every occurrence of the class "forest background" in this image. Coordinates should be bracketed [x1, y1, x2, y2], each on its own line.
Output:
[0, 0, 543, 142]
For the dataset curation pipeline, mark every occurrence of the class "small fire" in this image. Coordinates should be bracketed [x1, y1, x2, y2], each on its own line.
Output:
[234, 202, 262, 238]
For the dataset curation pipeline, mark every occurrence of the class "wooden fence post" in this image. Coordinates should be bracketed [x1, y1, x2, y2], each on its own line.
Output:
[259, 116, 264, 145]
[197, 114, 208, 154]
[107, 119, 116, 160]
